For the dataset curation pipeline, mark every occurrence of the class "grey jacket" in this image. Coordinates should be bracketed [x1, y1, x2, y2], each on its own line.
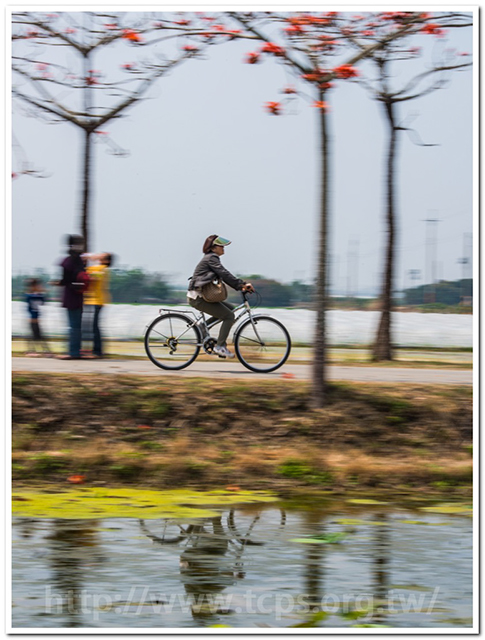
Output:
[188, 252, 245, 292]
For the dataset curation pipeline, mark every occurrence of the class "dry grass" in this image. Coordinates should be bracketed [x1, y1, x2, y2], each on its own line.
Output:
[12, 373, 473, 496]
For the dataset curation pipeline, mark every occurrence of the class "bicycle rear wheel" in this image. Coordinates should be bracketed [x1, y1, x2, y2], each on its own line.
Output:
[234, 316, 291, 373]
[145, 313, 201, 370]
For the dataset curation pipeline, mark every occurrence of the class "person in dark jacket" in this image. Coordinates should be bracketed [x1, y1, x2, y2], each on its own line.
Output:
[25, 278, 52, 356]
[54, 234, 91, 360]
[187, 235, 254, 358]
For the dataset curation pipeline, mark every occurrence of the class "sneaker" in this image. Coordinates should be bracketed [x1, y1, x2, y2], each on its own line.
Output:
[213, 345, 235, 359]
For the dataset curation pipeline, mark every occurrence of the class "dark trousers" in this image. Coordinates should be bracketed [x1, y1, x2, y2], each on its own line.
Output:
[30, 318, 42, 341]
[67, 308, 83, 357]
[93, 305, 103, 356]
[188, 297, 235, 346]
[82, 305, 103, 355]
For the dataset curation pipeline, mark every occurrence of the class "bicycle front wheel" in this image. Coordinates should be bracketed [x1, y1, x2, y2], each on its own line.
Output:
[145, 313, 201, 370]
[234, 316, 291, 373]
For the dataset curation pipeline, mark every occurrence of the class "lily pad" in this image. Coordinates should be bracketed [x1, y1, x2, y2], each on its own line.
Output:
[335, 518, 388, 526]
[11, 487, 277, 520]
[420, 503, 472, 516]
[292, 611, 328, 627]
[390, 584, 432, 592]
[290, 532, 348, 544]
[397, 520, 450, 526]
[346, 498, 388, 505]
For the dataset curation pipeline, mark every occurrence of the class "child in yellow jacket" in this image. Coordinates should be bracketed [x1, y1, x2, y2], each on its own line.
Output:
[83, 253, 113, 357]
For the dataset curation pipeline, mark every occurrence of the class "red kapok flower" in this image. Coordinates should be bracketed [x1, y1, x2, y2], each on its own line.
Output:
[183, 44, 199, 52]
[121, 62, 134, 69]
[285, 24, 305, 35]
[282, 85, 297, 94]
[245, 51, 260, 64]
[265, 101, 281, 115]
[122, 29, 142, 43]
[312, 101, 330, 111]
[421, 23, 445, 37]
[137, 424, 152, 429]
[261, 42, 285, 56]
[334, 64, 359, 79]
[302, 72, 322, 83]
[68, 475, 86, 484]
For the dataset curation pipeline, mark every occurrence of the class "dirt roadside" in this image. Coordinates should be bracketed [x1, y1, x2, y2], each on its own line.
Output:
[12, 373, 473, 499]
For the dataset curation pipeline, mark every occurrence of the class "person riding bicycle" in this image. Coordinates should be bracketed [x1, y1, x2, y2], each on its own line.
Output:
[187, 235, 254, 358]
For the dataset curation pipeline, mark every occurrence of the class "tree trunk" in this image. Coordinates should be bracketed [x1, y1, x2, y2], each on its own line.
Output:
[80, 49, 93, 253]
[311, 93, 330, 408]
[372, 99, 398, 362]
[80, 129, 92, 253]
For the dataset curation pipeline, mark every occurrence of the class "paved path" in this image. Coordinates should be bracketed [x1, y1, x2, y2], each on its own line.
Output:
[11, 357, 473, 385]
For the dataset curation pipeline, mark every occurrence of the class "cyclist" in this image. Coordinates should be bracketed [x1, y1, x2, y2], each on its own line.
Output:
[187, 235, 254, 358]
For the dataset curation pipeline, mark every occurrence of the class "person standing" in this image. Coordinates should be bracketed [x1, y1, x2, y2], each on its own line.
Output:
[187, 235, 253, 358]
[83, 252, 113, 358]
[25, 278, 51, 356]
[54, 234, 90, 360]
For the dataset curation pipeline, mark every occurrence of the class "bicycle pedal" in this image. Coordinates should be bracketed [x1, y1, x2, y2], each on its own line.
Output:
[217, 354, 226, 359]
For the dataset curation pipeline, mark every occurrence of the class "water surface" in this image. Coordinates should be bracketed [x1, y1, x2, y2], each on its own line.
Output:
[12, 501, 473, 629]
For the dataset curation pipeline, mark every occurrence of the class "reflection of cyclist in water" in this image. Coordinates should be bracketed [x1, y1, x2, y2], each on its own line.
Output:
[179, 517, 242, 618]
[140, 515, 245, 620]
[139, 508, 286, 621]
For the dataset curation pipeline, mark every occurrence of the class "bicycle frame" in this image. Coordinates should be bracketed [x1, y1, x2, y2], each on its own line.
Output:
[154, 295, 259, 346]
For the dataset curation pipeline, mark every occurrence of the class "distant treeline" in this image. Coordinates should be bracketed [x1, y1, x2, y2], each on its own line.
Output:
[11, 269, 313, 307]
[11, 270, 472, 308]
[402, 279, 472, 307]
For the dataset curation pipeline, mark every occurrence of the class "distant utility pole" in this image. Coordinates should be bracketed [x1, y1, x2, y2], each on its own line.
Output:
[457, 231, 473, 302]
[404, 269, 420, 304]
[330, 254, 340, 297]
[423, 216, 439, 303]
[346, 236, 359, 298]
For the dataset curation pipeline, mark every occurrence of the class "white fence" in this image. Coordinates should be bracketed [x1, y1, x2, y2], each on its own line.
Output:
[12, 302, 473, 348]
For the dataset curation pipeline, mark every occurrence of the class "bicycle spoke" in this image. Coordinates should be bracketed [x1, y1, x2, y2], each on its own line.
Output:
[235, 317, 291, 373]
[145, 313, 201, 370]
[150, 328, 170, 341]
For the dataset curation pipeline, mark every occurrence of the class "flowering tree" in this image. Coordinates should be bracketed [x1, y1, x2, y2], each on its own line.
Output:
[11, 11, 243, 250]
[342, 12, 472, 361]
[229, 11, 454, 407]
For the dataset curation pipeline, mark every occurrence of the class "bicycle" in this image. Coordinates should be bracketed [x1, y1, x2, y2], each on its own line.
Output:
[144, 290, 291, 373]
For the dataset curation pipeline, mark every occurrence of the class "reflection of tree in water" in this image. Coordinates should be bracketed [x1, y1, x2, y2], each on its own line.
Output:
[140, 508, 286, 621]
[45, 519, 103, 627]
[369, 511, 390, 625]
[302, 511, 327, 612]
[15, 517, 38, 539]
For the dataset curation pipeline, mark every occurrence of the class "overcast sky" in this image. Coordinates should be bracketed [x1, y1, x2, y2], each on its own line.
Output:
[10, 7, 475, 295]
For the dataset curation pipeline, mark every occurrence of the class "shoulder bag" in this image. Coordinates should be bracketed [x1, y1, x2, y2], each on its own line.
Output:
[201, 279, 228, 303]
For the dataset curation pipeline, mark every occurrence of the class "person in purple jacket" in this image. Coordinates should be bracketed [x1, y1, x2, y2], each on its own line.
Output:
[53, 234, 91, 360]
